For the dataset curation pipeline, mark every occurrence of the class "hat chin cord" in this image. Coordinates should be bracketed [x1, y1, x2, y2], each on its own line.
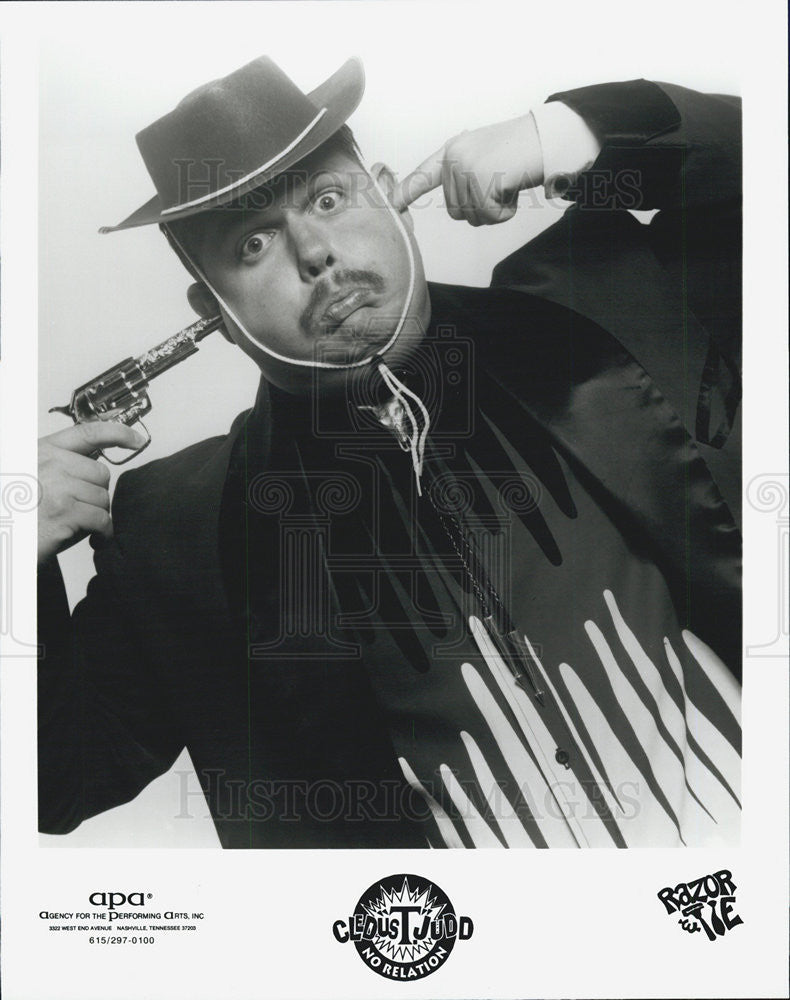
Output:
[165, 158, 430, 493]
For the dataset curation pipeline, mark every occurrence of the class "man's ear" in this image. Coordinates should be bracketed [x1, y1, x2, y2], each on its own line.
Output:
[187, 282, 233, 343]
[370, 161, 414, 232]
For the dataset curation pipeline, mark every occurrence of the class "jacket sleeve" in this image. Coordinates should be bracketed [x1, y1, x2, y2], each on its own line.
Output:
[37, 479, 185, 835]
[543, 79, 741, 210]
[490, 79, 743, 518]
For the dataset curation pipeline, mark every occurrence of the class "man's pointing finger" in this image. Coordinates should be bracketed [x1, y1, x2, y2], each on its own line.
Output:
[43, 420, 146, 456]
[391, 146, 446, 211]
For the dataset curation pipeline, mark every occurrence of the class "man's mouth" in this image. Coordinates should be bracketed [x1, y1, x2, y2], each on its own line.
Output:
[317, 287, 380, 339]
[322, 288, 373, 327]
[299, 270, 388, 346]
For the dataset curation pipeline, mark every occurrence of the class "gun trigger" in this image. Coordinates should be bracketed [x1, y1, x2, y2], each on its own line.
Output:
[99, 418, 151, 466]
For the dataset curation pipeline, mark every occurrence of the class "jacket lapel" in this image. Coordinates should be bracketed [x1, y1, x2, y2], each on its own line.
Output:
[146, 377, 272, 628]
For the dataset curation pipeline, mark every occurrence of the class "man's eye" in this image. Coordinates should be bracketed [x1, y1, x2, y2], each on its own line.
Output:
[239, 231, 273, 260]
[313, 190, 344, 213]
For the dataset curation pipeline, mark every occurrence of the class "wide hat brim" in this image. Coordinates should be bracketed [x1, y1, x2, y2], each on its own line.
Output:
[100, 57, 365, 234]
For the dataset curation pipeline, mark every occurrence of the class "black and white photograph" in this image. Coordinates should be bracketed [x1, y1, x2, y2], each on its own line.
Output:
[38, 14, 744, 853]
[1, 2, 788, 998]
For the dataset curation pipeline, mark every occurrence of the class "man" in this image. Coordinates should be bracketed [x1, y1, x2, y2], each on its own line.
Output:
[38, 55, 742, 848]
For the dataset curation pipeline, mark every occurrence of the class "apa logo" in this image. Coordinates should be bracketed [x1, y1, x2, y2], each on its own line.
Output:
[333, 874, 473, 980]
[89, 891, 150, 910]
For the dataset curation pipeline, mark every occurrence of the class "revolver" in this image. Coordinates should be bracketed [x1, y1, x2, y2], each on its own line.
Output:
[50, 314, 223, 464]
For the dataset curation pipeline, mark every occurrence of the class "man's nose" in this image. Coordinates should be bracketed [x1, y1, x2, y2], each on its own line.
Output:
[288, 216, 336, 281]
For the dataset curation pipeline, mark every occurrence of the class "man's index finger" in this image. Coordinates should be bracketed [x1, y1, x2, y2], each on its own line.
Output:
[43, 420, 145, 456]
[391, 146, 446, 211]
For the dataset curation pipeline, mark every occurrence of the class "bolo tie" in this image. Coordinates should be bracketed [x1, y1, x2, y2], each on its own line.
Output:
[361, 362, 546, 705]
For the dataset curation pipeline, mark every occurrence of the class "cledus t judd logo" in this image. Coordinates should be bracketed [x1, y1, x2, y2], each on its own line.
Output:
[333, 874, 473, 980]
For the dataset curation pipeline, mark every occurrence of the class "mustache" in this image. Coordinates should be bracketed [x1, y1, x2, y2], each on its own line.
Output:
[300, 269, 385, 337]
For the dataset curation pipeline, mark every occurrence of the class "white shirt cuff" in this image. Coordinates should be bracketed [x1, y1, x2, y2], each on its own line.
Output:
[532, 100, 602, 199]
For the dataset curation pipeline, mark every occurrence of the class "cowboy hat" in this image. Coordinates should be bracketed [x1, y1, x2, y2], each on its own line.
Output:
[100, 55, 364, 233]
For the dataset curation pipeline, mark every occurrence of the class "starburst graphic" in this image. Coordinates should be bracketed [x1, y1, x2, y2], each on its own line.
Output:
[362, 877, 447, 962]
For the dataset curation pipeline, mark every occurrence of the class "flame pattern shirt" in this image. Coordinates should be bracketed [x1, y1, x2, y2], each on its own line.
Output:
[238, 284, 742, 849]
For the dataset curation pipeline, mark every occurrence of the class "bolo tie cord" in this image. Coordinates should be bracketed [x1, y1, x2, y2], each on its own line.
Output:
[374, 362, 431, 496]
[362, 365, 545, 704]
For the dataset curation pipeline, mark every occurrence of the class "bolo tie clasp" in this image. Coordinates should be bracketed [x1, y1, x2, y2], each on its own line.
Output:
[483, 615, 546, 706]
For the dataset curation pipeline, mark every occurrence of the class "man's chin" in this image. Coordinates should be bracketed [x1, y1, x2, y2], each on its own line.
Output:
[247, 299, 429, 397]
[312, 313, 396, 363]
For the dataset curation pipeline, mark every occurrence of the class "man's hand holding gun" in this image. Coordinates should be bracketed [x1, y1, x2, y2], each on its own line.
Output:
[37, 420, 145, 565]
[38, 314, 222, 565]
